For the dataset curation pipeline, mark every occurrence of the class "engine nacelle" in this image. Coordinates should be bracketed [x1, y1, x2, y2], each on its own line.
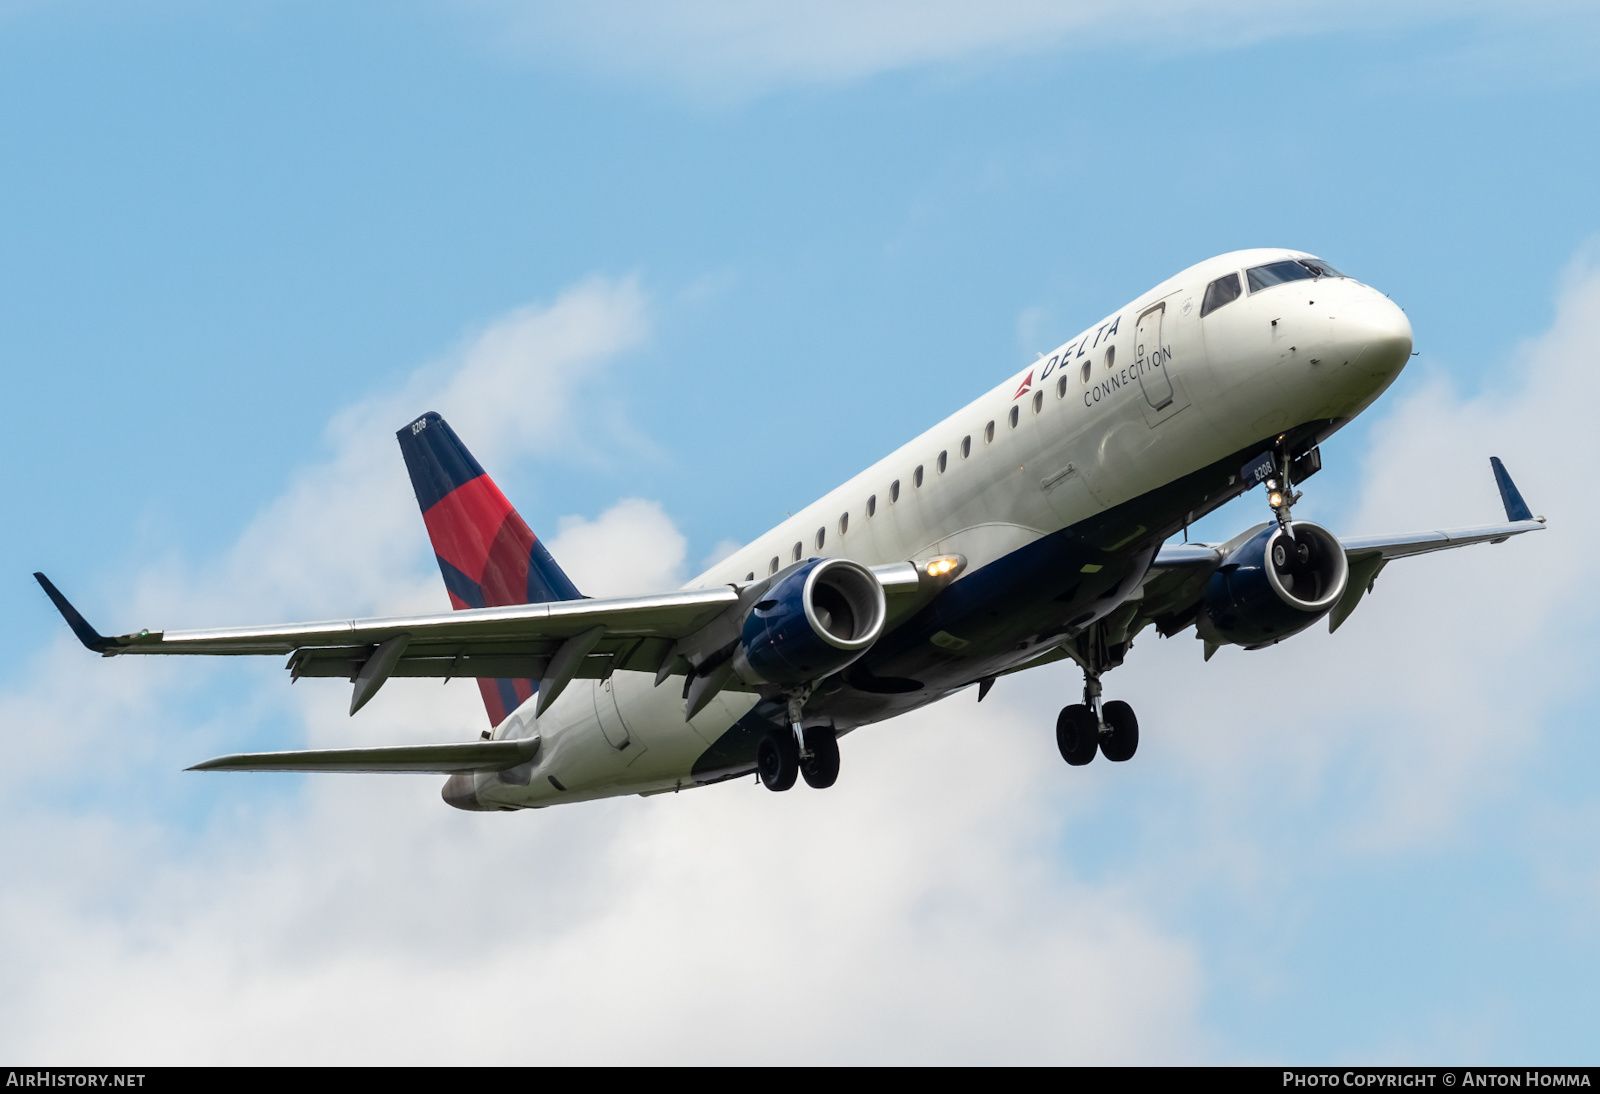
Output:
[1199, 521, 1349, 649]
[733, 558, 887, 686]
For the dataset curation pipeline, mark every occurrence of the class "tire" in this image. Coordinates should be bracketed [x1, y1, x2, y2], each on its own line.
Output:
[757, 730, 800, 791]
[1100, 700, 1139, 762]
[800, 727, 840, 789]
[1055, 704, 1098, 766]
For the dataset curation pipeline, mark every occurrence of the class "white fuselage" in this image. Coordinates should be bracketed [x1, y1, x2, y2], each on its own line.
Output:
[468, 249, 1413, 809]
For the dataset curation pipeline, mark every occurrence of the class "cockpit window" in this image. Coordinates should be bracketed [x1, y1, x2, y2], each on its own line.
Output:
[1247, 261, 1315, 292]
[1248, 258, 1346, 292]
[1201, 273, 1242, 317]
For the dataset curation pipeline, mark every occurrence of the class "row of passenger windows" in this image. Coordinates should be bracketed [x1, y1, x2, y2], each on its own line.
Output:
[1201, 257, 1346, 318]
[743, 351, 1116, 580]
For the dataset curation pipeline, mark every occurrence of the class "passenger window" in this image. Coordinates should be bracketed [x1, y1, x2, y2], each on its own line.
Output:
[1201, 273, 1242, 317]
[769, 556, 779, 575]
[815, 528, 825, 550]
[937, 451, 947, 473]
[985, 420, 995, 443]
[1057, 375, 1068, 399]
[867, 495, 876, 517]
[961, 435, 971, 458]
[1105, 345, 1115, 369]
[1032, 390, 1043, 414]
[1246, 261, 1314, 293]
[1080, 360, 1090, 384]
[838, 513, 848, 535]
[890, 480, 900, 503]
[913, 465, 924, 488]
[745, 572, 754, 582]
[792, 542, 802, 562]
[1008, 406, 1019, 429]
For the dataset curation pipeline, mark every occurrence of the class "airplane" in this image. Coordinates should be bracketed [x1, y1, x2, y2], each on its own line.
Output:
[35, 248, 1545, 811]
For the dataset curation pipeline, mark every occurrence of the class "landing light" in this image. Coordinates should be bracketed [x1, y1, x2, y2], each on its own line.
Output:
[1269, 491, 1285, 509]
[926, 557, 960, 578]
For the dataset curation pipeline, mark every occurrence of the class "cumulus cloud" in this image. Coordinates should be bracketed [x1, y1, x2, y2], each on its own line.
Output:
[0, 273, 1205, 1064]
[2, 681, 1209, 1064]
[1101, 252, 1600, 900]
[547, 498, 689, 598]
[4, 257, 1599, 1062]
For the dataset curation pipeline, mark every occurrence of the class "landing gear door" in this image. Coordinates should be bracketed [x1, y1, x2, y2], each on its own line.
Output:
[1134, 302, 1190, 427]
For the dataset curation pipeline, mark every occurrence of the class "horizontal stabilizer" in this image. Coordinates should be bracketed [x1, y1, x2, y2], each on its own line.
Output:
[188, 735, 540, 774]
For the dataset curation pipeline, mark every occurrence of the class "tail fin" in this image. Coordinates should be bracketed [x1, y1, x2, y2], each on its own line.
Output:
[397, 412, 582, 726]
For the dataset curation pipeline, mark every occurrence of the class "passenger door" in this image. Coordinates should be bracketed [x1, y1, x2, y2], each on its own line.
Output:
[1135, 304, 1173, 410]
[1134, 301, 1191, 427]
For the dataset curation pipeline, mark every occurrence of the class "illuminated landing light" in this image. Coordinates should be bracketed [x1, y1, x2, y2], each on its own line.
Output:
[914, 553, 967, 584]
[1269, 491, 1285, 509]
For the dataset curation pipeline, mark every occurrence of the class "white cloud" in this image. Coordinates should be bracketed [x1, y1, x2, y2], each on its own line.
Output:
[1103, 251, 1600, 878]
[472, 0, 1594, 96]
[0, 274, 1205, 1063]
[698, 536, 744, 573]
[5, 256, 1600, 1062]
[2, 683, 1208, 1064]
[548, 497, 689, 597]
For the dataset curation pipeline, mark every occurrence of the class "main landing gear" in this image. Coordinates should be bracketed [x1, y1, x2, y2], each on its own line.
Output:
[1056, 621, 1140, 767]
[757, 726, 839, 790]
[1056, 698, 1138, 765]
[758, 689, 841, 791]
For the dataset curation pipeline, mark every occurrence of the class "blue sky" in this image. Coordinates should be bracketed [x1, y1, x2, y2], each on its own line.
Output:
[2, 1, 1598, 1063]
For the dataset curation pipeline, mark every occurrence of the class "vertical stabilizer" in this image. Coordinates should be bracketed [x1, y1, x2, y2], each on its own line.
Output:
[396, 412, 582, 726]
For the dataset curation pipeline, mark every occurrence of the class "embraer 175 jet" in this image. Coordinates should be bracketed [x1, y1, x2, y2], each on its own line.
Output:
[37, 249, 1545, 811]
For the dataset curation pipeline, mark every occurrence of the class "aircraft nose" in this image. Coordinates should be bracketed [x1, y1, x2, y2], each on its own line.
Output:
[1335, 294, 1413, 381]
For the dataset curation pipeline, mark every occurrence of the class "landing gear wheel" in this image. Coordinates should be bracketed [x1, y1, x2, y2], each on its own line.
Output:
[1056, 704, 1099, 766]
[800, 727, 840, 789]
[1099, 700, 1139, 762]
[757, 730, 799, 791]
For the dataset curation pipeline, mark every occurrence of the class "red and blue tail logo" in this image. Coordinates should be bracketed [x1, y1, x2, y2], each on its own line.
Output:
[397, 412, 582, 727]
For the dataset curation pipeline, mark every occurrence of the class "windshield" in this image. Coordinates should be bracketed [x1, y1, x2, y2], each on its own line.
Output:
[1247, 258, 1346, 292]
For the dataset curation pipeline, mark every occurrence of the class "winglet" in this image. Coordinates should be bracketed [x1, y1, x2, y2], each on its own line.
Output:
[33, 573, 114, 653]
[1489, 457, 1535, 523]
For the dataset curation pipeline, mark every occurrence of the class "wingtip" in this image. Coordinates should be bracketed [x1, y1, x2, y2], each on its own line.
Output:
[33, 572, 113, 653]
[1489, 457, 1535, 523]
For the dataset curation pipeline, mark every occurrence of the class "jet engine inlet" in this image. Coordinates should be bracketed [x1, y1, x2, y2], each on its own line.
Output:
[1263, 523, 1347, 611]
[803, 558, 886, 649]
[1199, 521, 1349, 649]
